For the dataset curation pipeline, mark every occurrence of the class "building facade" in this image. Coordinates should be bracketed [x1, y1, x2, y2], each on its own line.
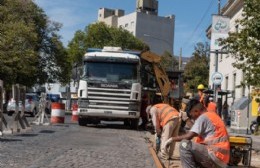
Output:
[208, 0, 245, 104]
[97, 0, 175, 55]
[207, 0, 258, 133]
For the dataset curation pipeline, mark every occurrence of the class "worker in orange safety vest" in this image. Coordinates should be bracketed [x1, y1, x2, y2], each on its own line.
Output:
[146, 103, 181, 160]
[197, 84, 206, 107]
[164, 99, 230, 168]
[207, 97, 217, 113]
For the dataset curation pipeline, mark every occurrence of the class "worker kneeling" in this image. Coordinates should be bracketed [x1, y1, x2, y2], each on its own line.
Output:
[146, 103, 181, 160]
[164, 99, 230, 168]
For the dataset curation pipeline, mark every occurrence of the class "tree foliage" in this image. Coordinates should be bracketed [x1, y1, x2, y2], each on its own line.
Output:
[222, 0, 260, 87]
[161, 51, 179, 71]
[183, 42, 210, 92]
[67, 22, 148, 65]
[0, 0, 70, 89]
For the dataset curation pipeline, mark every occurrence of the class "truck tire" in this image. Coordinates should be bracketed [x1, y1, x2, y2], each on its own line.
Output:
[124, 119, 130, 126]
[130, 119, 139, 130]
[78, 117, 87, 126]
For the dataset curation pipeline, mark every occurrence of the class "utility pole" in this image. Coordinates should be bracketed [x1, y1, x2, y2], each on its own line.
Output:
[179, 48, 182, 70]
[218, 0, 221, 15]
[213, 0, 221, 116]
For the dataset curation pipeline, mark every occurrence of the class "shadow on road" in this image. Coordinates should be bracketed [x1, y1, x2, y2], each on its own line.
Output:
[15, 133, 38, 137]
[0, 138, 22, 142]
[39, 130, 55, 134]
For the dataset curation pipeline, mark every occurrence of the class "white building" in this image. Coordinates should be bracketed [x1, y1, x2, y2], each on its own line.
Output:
[208, 0, 246, 103]
[207, 0, 257, 133]
[97, 0, 175, 55]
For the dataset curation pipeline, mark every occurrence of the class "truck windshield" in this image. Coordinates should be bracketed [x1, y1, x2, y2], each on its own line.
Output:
[82, 62, 138, 83]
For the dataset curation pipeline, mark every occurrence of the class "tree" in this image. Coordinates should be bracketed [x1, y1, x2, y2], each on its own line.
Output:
[222, 0, 260, 87]
[0, 0, 71, 89]
[183, 42, 210, 93]
[160, 51, 179, 71]
[67, 22, 148, 65]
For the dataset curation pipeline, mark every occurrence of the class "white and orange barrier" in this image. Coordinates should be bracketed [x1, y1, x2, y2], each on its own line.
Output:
[51, 103, 65, 124]
[71, 104, 78, 122]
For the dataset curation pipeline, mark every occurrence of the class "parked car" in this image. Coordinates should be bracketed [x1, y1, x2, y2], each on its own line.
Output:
[7, 93, 40, 117]
[45, 94, 61, 114]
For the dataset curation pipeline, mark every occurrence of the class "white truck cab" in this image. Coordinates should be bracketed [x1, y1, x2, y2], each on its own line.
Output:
[77, 47, 142, 129]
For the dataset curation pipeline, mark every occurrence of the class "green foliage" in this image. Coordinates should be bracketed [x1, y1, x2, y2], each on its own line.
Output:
[222, 0, 260, 87]
[160, 51, 179, 71]
[0, 0, 38, 88]
[0, 0, 71, 88]
[67, 22, 148, 65]
[183, 42, 210, 92]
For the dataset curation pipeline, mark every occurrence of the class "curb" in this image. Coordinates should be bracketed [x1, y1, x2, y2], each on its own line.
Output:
[145, 133, 164, 168]
[148, 143, 164, 168]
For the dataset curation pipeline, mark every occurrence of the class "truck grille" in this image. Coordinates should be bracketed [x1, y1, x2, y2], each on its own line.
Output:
[79, 87, 139, 111]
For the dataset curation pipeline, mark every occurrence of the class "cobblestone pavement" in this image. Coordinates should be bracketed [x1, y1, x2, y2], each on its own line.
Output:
[147, 131, 260, 168]
[0, 116, 156, 168]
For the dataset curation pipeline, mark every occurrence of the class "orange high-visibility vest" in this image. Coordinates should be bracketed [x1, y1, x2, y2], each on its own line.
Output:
[154, 103, 179, 127]
[207, 102, 217, 113]
[194, 112, 230, 164]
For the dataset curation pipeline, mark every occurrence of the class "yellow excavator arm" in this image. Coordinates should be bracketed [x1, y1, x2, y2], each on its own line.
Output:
[140, 51, 171, 103]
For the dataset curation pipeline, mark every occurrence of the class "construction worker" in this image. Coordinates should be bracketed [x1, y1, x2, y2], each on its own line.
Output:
[197, 84, 206, 106]
[207, 97, 217, 113]
[146, 103, 181, 160]
[164, 99, 230, 168]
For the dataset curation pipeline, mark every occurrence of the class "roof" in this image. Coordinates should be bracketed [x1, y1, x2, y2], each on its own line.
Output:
[84, 51, 140, 60]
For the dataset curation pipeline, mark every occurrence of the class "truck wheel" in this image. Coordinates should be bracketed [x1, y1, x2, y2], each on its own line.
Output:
[124, 119, 130, 126]
[78, 117, 87, 126]
[130, 119, 139, 130]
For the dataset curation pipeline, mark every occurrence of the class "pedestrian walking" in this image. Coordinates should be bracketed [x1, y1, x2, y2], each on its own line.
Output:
[146, 103, 181, 160]
[164, 99, 230, 168]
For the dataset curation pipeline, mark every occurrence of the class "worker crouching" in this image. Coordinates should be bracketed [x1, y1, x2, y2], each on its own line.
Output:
[164, 99, 230, 168]
[146, 103, 181, 160]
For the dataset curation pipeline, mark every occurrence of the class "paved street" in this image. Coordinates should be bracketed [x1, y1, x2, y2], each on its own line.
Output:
[0, 114, 156, 168]
[2, 113, 260, 168]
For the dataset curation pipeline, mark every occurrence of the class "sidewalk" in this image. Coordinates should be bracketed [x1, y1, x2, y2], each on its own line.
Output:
[145, 130, 260, 168]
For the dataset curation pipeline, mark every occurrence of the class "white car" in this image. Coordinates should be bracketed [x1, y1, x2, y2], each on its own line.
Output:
[7, 93, 40, 117]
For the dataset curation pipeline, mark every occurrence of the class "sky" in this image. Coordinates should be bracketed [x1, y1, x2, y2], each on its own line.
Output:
[34, 0, 227, 57]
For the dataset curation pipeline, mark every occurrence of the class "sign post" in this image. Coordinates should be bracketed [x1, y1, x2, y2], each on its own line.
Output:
[211, 72, 223, 102]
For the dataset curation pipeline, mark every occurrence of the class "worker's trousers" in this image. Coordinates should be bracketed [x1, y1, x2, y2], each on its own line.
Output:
[179, 139, 226, 168]
[159, 117, 181, 160]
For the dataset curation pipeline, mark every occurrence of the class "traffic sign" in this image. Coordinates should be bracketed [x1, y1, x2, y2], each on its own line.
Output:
[211, 72, 223, 85]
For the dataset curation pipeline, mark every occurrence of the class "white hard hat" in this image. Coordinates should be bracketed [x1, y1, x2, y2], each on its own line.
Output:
[209, 97, 213, 101]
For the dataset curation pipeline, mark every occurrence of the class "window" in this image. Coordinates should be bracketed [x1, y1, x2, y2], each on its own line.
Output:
[125, 23, 128, 28]
[235, 25, 239, 33]
[225, 76, 229, 90]
[233, 73, 236, 98]
[131, 21, 134, 27]
[242, 71, 246, 96]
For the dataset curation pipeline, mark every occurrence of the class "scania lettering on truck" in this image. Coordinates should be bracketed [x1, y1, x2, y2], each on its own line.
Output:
[77, 47, 141, 129]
